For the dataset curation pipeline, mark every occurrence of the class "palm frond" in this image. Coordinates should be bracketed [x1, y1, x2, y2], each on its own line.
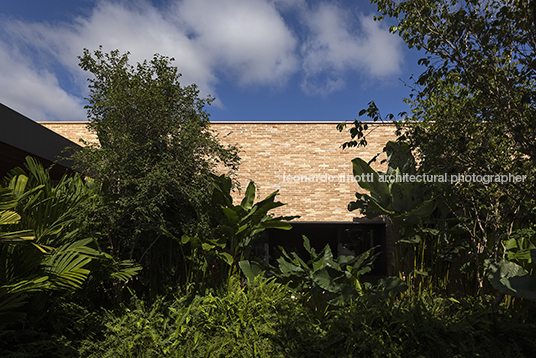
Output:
[42, 239, 100, 290]
[0, 211, 21, 226]
[0, 188, 17, 210]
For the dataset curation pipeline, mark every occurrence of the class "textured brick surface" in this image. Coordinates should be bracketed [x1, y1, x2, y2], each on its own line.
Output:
[40, 121, 398, 221]
[39, 122, 99, 146]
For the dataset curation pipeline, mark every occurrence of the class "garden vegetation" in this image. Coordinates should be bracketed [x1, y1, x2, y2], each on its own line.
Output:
[2, 0, 536, 356]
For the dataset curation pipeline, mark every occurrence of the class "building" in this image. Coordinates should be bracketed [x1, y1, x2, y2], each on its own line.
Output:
[40, 120, 397, 221]
[40, 119, 398, 274]
[1, 102, 399, 273]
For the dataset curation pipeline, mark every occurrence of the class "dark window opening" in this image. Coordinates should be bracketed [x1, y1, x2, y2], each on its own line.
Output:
[258, 221, 387, 277]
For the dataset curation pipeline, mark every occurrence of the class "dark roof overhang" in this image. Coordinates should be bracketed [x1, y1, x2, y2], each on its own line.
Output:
[0, 103, 81, 181]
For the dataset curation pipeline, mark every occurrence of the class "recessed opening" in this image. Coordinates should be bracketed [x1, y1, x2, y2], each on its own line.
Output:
[260, 221, 387, 277]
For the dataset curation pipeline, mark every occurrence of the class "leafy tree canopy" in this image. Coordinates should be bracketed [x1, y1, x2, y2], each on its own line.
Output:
[370, 0, 536, 223]
[74, 47, 240, 274]
[373, 0, 536, 163]
[339, 0, 536, 294]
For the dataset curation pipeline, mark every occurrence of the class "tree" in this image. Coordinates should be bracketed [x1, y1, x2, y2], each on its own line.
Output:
[372, 0, 536, 163]
[182, 176, 297, 292]
[74, 47, 240, 296]
[340, 0, 536, 294]
[342, 0, 536, 156]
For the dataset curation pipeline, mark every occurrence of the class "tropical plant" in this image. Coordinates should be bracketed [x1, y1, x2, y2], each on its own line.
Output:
[0, 157, 140, 325]
[359, 0, 536, 295]
[485, 259, 536, 303]
[181, 176, 297, 291]
[484, 228, 536, 302]
[348, 140, 459, 294]
[211, 178, 297, 267]
[0, 186, 38, 323]
[270, 235, 379, 317]
[349, 140, 436, 230]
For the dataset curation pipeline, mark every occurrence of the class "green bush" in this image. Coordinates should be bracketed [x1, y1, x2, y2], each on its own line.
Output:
[2, 280, 536, 358]
[78, 277, 317, 358]
[0, 157, 139, 325]
[320, 294, 536, 358]
[78, 281, 536, 358]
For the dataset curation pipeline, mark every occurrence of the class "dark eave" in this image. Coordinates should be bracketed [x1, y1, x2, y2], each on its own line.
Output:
[0, 103, 81, 180]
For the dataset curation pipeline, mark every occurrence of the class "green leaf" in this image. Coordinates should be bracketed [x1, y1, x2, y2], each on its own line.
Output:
[485, 259, 536, 300]
[0, 211, 21, 225]
[303, 235, 314, 256]
[351, 158, 390, 204]
[328, 284, 358, 306]
[222, 207, 240, 224]
[201, 243, 215, 251]
[217, 252, 234, 266]
[240, 181, 256, 210]
[276, 256, 304, 274]
[0, 188, 18, 211]
[349, 195, 394, 216]
[375, 277, 408, 297]
[395, 199, 436, 226]
[238, 260, 264, 284]
[110, 260, 142, 282]
[180, 235, 192, 244]
[42, 240, 97, 290]
[8, 174, 28, 199]
[259, 220, 292, 230]
[384, 141, 416, 174]
[312, 266, 344, 293]
[3, 276, 50, 294]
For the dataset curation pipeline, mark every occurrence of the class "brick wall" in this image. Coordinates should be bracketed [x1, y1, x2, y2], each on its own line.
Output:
[39, 121, 398, 222]
[39, 122, 99, 146]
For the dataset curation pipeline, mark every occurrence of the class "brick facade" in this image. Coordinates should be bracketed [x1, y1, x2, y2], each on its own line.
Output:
[39, 121, 398, 222]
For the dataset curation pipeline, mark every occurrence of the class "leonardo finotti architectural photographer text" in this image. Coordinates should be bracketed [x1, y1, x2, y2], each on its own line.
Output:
[282, 173, 527, 184]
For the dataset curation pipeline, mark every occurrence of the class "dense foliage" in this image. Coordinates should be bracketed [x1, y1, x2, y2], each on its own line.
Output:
[378, 0, 536, 295]
[6, 9, 536, 352]
[0, 158, 139, 325]
[181, 175, 296, 293]
[2, 279, 535, 358]
[73, 48, 240, 296]
[338, 0, 536, 299]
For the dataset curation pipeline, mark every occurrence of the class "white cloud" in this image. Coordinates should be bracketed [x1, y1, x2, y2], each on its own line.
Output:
[0, 40, 85, 121]
[175, 0, 298, 86]
[299, 3, 403, 96]
[1, 0, 297, 108]
[0, 0, 405, 121]
[357, 16, 404, 77]
[2, 1, 216, 100]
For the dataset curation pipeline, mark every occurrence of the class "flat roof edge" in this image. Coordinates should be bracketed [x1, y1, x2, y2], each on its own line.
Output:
[38, 121, 88, 124]
[210, 121, 397, 124]
[0, 103, 80, 169]
[38, 120, 397, 124]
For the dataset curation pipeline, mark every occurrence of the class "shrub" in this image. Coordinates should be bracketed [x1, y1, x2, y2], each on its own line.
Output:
[78, 277, 318, 358]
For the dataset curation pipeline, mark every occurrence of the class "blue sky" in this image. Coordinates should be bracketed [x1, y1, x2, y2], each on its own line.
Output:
[0, 0, 425, 122]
